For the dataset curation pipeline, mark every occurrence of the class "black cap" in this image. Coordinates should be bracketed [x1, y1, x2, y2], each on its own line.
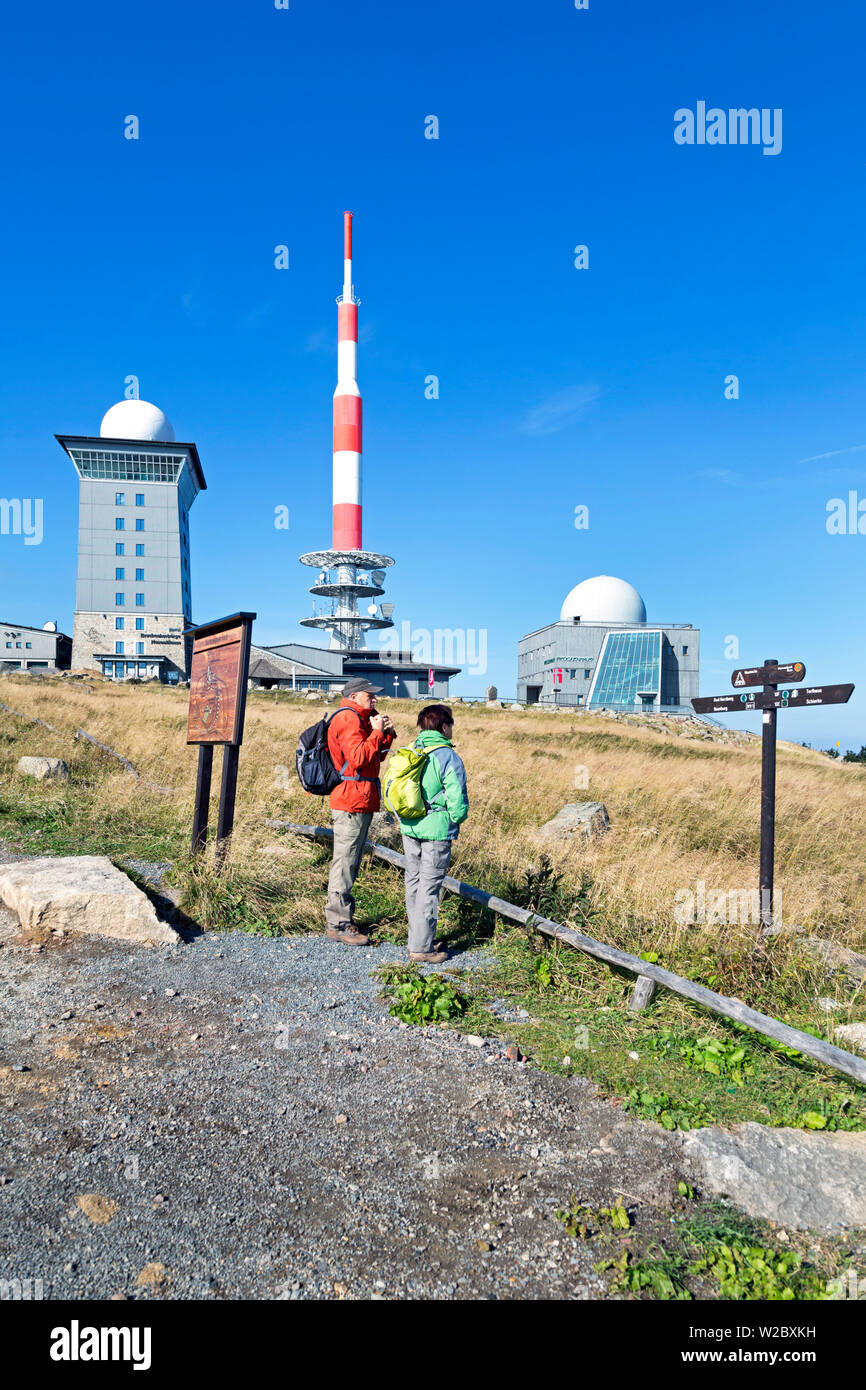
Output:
[341, 677, 384, 697]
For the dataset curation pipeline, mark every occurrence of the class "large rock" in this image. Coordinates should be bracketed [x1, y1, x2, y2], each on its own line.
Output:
[0, 856, 179, 944]
[538, 802, 610, 842]
[16, 756, 69, 783]
[834, 1023, 866, 1055]
[800, 937, 866, 988]
[368, 811, 401, 847]
[678, 1123, 866, 1231]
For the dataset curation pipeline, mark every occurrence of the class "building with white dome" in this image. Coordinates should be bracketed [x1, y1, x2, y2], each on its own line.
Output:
[56, 400, 206, 680]
[517, 575, 699, 711]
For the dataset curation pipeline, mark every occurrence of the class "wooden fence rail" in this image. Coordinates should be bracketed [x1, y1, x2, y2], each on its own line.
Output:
[266, 818, 866, 1088]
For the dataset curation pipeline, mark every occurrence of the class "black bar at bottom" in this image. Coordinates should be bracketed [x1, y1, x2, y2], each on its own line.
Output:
[215, 744, 240, 866]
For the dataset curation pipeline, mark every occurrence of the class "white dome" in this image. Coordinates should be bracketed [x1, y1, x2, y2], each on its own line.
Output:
[99, 399, 175, 442]
[560, 575, 647, 624]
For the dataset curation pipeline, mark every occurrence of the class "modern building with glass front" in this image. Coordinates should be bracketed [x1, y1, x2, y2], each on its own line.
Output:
[517, 575, 699, 712]
[57, 399, 205, 682]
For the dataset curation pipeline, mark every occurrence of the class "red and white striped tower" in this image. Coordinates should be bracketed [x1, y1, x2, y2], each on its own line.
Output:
[300, 212, 394, 651]
[333, 211, 362, 550]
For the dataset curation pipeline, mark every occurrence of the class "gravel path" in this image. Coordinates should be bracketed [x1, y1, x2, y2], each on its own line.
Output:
[0, 893, 702, 1301]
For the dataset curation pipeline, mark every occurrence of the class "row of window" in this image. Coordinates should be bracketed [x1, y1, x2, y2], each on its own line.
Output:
[115, 518, 145, 531]
[115, 618, 145, 631]
[115, 493, 146, 506]
[115, 569, 145, 580]
[115, 594, 146, 606]
[116, 544, 145, 556]
[115, 643, 146, 655]
[5, 641, 33, 649]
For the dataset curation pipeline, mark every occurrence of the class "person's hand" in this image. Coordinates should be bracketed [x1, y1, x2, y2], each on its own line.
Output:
[370, 713, 385, 732]
[381, 715, 395, 732]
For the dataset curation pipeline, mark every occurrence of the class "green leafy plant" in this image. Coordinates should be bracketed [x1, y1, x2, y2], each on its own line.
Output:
[600, 1248, 692, 1301]
[621, 1087, 716, 1132]
[650, 1028, 753, 1086]
[387, 973, 466, 1026]
[555, 1195, 632, 1238]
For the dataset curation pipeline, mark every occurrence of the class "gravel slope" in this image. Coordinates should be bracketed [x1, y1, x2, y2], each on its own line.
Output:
[0, 908, 694, 1301]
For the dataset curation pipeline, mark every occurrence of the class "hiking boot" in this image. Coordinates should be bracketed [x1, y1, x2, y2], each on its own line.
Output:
[326, 925, 370, 946]
[409, 949, 449, 964]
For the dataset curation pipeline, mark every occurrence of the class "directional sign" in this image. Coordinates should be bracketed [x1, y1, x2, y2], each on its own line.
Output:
[694, 684, 853, 715]
[732, 662, 805, 688]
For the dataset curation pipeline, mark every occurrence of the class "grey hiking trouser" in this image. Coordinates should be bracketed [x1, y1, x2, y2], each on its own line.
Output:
[326, 810, 373, 929]
[402, 836, 452, 954]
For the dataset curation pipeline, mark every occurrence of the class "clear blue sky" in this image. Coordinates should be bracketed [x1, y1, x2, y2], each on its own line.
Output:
[1, 0, 864, 748]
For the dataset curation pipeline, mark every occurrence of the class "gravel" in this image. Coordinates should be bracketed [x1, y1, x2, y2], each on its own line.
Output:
[0, 894, 692, 1301]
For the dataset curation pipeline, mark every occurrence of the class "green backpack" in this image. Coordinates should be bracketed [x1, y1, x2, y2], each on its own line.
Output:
[383, 744, 444, 821]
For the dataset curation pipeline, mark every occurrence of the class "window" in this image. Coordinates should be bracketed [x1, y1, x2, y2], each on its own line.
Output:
[115, 593, 125, 606]
[115, 641, 124, 655]
[584, 669, 590, 680]
[135, 617, 144, 631]
[115, 567, 125, 580]
[116, 542, 124, 556]
[115, 492, 125, 505]
[115, 617, 124, 630]
[135, 519, 144, 532]
[135, 493, 144, 506]
[135, 544, 144, 556]
[15, 642, 21, 648]
[115, 517, 124, 530]
[588, 630, 662, 710]
[135, 568, 144, 581]
[25, 642, 31, 649]
[135, 593, 144, 606]
[682, 645, 689, 655]
[136, 642, 144, 655]
[4, 642, 9, 648]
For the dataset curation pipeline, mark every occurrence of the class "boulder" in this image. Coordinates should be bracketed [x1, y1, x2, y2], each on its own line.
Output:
[800, 937, 866, 988]
[485, 685, 498, 702]
[509, 703, 524, 710]
[0, 855, 179, 944]
[16, 756, 69, 783]
[538, 802, 610, 842]
[677, 1123, 866, 1231]
[834, 1023, 866, 1055]
[368, 811, 401, 847]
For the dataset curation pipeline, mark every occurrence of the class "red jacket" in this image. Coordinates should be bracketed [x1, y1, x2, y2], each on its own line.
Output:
[327, 699, 395, 812]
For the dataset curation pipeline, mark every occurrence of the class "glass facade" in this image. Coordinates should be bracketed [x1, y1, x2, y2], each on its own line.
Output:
[70, 449, 182, 483]
[588, 630, 662, 709]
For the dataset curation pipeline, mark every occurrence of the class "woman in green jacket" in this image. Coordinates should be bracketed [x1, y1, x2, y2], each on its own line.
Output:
[401, 704, 469, 964]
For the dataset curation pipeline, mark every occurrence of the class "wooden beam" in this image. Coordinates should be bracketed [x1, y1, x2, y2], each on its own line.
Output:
[266, 819, 866, 1087]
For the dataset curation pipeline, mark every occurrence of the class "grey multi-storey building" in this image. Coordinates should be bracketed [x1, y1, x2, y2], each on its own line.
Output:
[57, 399, 205, 682]
[517, 574, 699, 711]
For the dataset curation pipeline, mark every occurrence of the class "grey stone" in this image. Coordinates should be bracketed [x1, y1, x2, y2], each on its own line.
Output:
[678, 1122, 866, 1230]
[538, 802, 610, 842]
[485, 686, 497, 702]
[816, 997, 844, 1013]
[0, 856, 179, 944]
[16, 756, 69, 783]
[800, 937, 866, 988]
[834, 1023, 866, 1055]
[368, 811, 401, 847]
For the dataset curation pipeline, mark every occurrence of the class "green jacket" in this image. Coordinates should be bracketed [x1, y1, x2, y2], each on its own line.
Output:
[400, 730, 469, 842]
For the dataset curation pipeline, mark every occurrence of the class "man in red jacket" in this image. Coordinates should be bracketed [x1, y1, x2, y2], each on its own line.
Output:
[325, 677, 395, 944]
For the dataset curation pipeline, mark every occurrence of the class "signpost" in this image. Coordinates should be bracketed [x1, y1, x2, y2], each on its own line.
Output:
[185, 612, 256, 864]
[692, 659, 854, 930]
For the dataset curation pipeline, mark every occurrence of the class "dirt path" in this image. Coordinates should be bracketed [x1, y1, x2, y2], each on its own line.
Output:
[0, 910, 701, 1301]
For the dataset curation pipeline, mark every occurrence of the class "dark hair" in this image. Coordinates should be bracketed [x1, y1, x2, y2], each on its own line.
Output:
[417, 704, 454, 732]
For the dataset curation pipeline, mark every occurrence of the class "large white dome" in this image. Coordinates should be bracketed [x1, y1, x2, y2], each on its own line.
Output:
[99, 399, 175, 443]
[560, 575, 647, 624]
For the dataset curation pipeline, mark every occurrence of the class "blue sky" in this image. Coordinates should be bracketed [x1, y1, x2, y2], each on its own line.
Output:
[1, 0, 864, 747]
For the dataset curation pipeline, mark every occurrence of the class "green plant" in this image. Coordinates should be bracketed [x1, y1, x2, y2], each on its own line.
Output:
[600, 1248, 692, 1300]
[555, 1195, 632, 1238]
[387, 973, 466, 1026]
[621, 1087, 716, 1131]
[650, 1028, 753, 1087]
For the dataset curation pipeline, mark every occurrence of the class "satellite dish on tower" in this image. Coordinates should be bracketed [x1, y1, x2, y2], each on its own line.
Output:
[367, 603, 378, 616]
[380, 603, 395, 619]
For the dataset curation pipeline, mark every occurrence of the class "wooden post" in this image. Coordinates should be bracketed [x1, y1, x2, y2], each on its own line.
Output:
[628, 976, 657, 1013]
[215, 744, 240, 867]
[191, 745, 214, 853]
[759, 658, 778, 931]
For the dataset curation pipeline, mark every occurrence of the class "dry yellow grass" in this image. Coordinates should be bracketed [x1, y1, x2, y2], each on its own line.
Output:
[1, 674, 864, 950]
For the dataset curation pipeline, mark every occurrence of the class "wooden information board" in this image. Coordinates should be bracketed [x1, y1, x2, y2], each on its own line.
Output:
[187, 618, 252, 746]
[184, 612, 256, 861]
